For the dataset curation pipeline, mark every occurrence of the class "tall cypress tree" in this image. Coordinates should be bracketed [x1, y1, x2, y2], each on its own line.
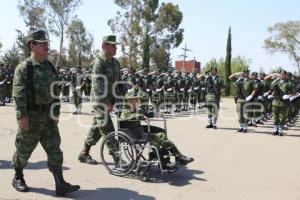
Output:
[224, 26, 232, 96]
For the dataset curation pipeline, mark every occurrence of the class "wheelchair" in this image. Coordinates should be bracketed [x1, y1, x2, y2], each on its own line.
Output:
[99, 114, 179, 182]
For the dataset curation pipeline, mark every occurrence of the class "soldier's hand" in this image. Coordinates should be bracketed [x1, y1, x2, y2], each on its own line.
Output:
[18, 117, 29, 131]
[107, 102, 113, 112]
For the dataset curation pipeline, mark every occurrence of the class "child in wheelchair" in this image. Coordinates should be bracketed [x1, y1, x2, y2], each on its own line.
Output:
[119, 90, 194, 171]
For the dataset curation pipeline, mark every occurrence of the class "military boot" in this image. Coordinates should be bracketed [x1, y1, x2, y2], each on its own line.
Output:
[206, 117, 213, 128]
[278, 126, 284, 136]
[78, 143, 97, 165]
[12, 168, 29, 192]
[272, 125, 278, 135]
[52, 170, 80, 196]
[175, 155, 194, 166]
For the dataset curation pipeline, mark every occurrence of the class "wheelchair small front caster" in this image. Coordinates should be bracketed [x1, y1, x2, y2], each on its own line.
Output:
[138, 163, 151, 182]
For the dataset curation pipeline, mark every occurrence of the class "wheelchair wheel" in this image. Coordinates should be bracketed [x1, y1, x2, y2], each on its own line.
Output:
[137, 162, 151, 182]
[100, 131, 137, 176]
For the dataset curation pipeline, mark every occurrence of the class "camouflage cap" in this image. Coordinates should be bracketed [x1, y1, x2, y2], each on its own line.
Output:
[243, 69, 250, 73]
[102, 35, 119, 45]
[251, 72, 258, 76]
[281, 70, 287, 75]
[27, 30, 49, 43]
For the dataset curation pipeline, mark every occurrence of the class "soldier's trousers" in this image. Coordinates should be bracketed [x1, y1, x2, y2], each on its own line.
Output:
[12, 117, 63, 171]
[175, 92, 184, 108]
[272, 106, 287, 126]
[236, 102, 250, 124]
[62, 86, 70, 97]
[73, 89, 82, 109]
[5, 84, 12, 99]
[207, 101, 220, 119]
[84, 111, 115, 147]
[0, 86, 5, 102]
[141, 125, 180, 157]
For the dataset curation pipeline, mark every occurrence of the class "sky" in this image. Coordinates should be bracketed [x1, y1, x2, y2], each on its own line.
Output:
[0, 0, 299, 73]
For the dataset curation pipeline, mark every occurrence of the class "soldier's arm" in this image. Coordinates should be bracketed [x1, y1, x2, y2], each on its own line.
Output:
[92, 58, 109, 104]
[12, 64, 28, 119]
[120, 110, 144, 120]
[228, 72, 242, 80]
[264, 73, 279, 80]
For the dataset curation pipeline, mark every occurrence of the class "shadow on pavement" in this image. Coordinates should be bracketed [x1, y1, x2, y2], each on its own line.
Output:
[0, 160, 69, 170]
[151, 168, 206, 186]
[30, 187, 155, 200]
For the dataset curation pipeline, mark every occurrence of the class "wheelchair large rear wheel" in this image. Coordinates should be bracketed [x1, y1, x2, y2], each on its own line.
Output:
[100, 131, 137, 176]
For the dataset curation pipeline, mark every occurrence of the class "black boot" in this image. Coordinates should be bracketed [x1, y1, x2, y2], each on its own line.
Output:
[175, 155, 194, 166]
[52, 170, 80, 196]
[78, 143, 97, 165]
[12, 168, 29, 192]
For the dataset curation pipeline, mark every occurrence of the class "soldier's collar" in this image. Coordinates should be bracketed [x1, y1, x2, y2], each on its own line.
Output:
[101, 53, 114, 63]
[30, 55, 47, 66]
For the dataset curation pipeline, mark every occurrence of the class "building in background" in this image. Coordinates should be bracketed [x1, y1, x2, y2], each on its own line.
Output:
[175, 59, 201, 73]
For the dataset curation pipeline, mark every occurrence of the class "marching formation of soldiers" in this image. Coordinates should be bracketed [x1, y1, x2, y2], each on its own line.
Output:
[121, 69, 208, 114]
[2, 56, 300, 136]
[229, 69, 300, 135]
[0, 63, 14, 106]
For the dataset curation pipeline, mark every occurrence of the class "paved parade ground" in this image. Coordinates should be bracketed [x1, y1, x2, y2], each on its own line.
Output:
[1, 98, 300, 200]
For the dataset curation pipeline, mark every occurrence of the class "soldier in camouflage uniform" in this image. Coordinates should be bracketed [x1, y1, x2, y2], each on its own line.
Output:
[71, 65, 86, 114]
[120, 90, 194, 169]
[248, 72, 264, 127]
[174, 72, 185, 112]
[11, 30, 79, 196]
[164, 73, 175, 114]
[229, 69, 258, 133]
[0, 63, 8, 106]
[203, 67, 225, 129]
[5, 65, 14, 103]
[152, 72, 165, 114]
[78, 35, 123, 164]
[285, 73, 296, 128]
[83, 67, 92, 101]
[265, 71, 293, 136]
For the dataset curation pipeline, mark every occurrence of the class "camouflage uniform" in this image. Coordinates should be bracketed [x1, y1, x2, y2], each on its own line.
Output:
[175, 75, 185, 112]
[235, 77, 258, 132]
[5, 66, 14, 103]
[164, 75, 175, 113]
[204, 74, 225, 128]
[11, 29, 79, 196]
[119, 107, 193, 167]
[79, 48, 122, 160]
[71, 68, 85, 114]
[271, 78, 292, 135]
[0, 65, 7, 105]
[12, 56, 62, 172]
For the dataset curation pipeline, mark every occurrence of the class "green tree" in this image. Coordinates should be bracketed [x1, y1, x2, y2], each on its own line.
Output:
[48, 48, 68, 68]
[15, 30, 30, 59]
[2, 44, 23, 67]
[17, 0, 47, 31]
[264, 20, 300, 75]
[108, 0, 184, 71]
[67, 19, 94, 66]
[108, 0, 142, 69]
[45, 0, 82, 68]
[224, 26, 232, 96]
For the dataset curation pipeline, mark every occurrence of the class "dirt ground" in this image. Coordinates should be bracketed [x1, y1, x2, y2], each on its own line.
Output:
[1, 98, 300, 200]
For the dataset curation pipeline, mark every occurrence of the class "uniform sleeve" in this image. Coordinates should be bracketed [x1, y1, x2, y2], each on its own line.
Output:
[120, 110, 143, 120]
[92, 57, 109, 104]
[12, 64, 28, 118]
